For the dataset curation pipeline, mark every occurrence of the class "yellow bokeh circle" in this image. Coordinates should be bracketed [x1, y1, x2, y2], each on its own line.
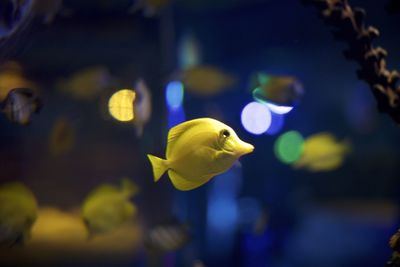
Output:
[108, 89, 136, 122]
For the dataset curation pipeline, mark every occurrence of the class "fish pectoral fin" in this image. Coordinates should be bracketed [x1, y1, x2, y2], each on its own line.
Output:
[168, 170, 212, 191]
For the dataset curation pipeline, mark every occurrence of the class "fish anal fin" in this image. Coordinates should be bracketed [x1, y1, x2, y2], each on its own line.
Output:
[168, 170, 212, 191]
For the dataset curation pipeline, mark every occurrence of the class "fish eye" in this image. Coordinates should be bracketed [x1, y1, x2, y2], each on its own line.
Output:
[222, 129, 230, 138]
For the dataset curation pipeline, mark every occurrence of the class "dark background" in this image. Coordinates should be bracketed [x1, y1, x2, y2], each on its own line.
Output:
[1, 0, 400, 266]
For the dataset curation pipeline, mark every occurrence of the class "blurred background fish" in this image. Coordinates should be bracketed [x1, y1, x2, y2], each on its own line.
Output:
[180, 65, 236, 96]
[1, 87, 42, 125]
[82, 178, 139, 238]
[0, 182, 38, 247]
[48, 116, 76, 156]
[0, 61, 36, 101]
[293, 132, 351, 172]
[56, 66, 116, 101]
[252, 73, 303, 107]
[144, 219, 191, 253]
[133, 79, 152, 137]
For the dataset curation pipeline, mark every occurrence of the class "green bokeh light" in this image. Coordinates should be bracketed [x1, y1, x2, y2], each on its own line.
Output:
[274, 131, 304, 164]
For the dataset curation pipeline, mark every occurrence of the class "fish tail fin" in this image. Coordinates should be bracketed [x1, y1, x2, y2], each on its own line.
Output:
[120, 178, 139, 197]
[147, 154, 168, 182]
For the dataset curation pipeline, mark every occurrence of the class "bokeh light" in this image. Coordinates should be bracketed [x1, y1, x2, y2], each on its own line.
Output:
[168, 106, 186, 129]
[266, 103, 293, 114]
[241, 102, 272, 135]
[108, 89, 136, 122]
[207, 196, 238, 231]
[265, 112, 285, 135]
[166, 80, 184, 110]
[274, 131, 304, 164]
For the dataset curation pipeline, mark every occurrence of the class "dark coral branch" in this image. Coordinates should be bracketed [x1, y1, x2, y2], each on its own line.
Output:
[302, 0, 400, 124]
[386, 230, 400, 267]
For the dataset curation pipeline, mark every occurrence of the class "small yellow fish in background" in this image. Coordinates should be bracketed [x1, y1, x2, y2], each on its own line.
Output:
[252, 73, 303, 107]
[1, 88, 42, 125]
[82, 178, 139, 238]
[56, 66, 116, 100]
[293, 132, 351, 172]
[133, 79, 152, 137]
[0, 61, 37, 101]
[147, 118, 254, 191]
[181, 65, 236, 96]
[48, 116, 76, 156]
[0, 182, 38, 247]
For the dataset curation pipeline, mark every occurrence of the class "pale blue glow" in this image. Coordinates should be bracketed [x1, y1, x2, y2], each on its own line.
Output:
[266, 103, 293, 114]
[237, 197, 262, 227]
[207, 196, 238, 231]
[266, 112, 285, 135]
[168, 106, 186, 129]
[166, 81, 184, 110]
[241, 102, 272, 135]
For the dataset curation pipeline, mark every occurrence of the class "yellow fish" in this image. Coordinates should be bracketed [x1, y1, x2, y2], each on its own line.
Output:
[82, 178, 138, 238]
[147, 118, 254, 191]
[56, 66, 115, 100]
[182, 65, 236, 96]
[0, 61, 36, 101]
[293, 132, 350, 172]
[0, 182, 38, 246]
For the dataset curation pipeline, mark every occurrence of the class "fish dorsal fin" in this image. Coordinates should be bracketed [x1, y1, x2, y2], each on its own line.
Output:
[166, 118, 211, 158]
[87, 184, 119, 199]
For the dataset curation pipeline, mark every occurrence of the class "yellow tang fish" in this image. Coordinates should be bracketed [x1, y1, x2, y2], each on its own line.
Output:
[0, 182, 38, 246]
[82, 178, 139, 238]
[293, 132, 350, 172]
[182, 65, 236, 96]
[147, 118, 254, 191]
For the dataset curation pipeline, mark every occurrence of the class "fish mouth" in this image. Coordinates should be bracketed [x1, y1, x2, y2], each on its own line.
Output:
[237, 142, 254, 156]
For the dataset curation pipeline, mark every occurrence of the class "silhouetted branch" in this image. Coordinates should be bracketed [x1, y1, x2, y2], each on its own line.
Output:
[385, 230, 400, 267]
[302, 0, 400, 124]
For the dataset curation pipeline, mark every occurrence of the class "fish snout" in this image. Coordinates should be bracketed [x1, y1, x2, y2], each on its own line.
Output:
[237, 141, 254, 156]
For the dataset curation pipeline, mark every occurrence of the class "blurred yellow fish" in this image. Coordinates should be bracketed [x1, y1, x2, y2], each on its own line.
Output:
[0, 182, 38, 246]
[147, 118, 254, 191]
[252, 73, 303, 107]
[181, 65, 236, 96]
[48, 116, 76, 156]
[56, 66, 115, 100]
[0, 61, 36, 101]
[293, 132, 350, 172]
[82, 178, 139, 238]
